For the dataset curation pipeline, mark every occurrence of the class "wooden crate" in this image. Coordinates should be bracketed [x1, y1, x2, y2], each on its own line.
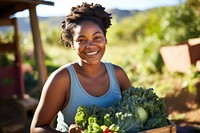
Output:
[138, 121, 176, 133]
[160, 38, 200, 73]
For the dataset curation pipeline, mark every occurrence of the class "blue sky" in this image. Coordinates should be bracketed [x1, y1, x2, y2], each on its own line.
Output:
[15, 0, 186, 17]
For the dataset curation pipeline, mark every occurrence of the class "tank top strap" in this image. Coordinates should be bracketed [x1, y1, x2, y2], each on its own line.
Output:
[104, 62, 119, 88]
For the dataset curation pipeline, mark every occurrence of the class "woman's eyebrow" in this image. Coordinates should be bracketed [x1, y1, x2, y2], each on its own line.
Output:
[77, 31, 102, 38]
[77, 35, 85, 38]
[93, 31, 103, 36]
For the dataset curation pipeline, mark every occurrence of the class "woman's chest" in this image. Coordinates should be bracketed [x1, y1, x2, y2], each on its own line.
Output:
[78, 73, 110, 97]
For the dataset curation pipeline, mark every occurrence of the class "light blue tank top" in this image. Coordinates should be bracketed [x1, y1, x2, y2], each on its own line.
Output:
[56, 62, 121, 132]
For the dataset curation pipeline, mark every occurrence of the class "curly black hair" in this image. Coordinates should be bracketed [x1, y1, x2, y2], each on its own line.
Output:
[60, 2, 112, 47]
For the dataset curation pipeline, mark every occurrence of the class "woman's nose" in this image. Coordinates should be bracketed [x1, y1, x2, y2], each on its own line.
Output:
[85, 40, 94, 48]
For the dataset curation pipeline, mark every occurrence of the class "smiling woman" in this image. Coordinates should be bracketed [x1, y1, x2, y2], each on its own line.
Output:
[30, 2, 132, 133]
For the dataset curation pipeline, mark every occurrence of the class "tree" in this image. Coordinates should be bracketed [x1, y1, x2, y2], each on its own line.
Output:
[167, 0, 200, 42]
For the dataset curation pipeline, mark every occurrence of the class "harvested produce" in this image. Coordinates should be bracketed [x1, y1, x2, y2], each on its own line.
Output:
[75, 87, 169, 133]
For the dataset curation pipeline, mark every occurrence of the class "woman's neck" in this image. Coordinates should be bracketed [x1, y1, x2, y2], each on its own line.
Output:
[75, 59, 104, 78]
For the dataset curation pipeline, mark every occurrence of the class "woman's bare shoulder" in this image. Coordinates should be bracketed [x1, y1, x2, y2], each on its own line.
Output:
[112, 63, 132, 91]
[43, 64, 71, 93]
[50, 64, 71, 80]
[112, 64, 124, 72]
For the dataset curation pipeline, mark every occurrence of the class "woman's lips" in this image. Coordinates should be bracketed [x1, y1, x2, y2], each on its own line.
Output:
[85, 51, 98, 56]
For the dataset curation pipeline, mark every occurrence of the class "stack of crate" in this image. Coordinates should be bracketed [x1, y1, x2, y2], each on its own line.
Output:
[160, 37, 200, 73]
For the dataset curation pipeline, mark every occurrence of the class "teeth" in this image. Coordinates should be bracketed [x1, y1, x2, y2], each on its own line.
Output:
[86, 51, 98, 55]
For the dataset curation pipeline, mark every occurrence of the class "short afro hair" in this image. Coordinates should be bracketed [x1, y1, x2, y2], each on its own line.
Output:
[60, 2, 112, 47]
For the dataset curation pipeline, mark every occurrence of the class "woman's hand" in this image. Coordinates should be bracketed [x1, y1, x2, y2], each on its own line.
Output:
[68, 124, 83, 133]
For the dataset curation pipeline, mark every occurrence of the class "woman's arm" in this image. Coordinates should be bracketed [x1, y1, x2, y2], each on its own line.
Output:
[114, 65, 132, 92]
[30, 68, 70, 133]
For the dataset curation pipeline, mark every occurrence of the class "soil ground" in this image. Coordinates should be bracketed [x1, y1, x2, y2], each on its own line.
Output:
[164, 87, 200, 133]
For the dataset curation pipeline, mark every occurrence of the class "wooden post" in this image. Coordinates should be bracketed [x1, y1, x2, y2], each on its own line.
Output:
[13, 18, 25, 98]
[28, 5, 47, 90]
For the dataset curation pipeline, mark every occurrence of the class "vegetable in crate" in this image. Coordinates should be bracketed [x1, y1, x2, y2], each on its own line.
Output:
[75, 87, 170, 133]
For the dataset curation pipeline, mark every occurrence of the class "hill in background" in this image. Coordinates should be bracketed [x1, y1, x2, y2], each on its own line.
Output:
[16, 8, 140, 34]
[107, 8, 140, 21]
[16, 16, 65, 34]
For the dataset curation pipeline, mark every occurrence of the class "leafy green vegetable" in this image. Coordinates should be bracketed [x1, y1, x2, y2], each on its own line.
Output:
[86, 116, 102, 133]
[75, 105, 91, 128]
[136, 106, 148, 124]
[75, 87, 170, 133]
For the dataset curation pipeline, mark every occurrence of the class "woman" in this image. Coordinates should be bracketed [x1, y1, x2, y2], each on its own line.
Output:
[30, 2, 132, 133]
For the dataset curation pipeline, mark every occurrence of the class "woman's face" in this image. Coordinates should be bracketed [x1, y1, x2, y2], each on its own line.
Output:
[72, 21, 106, 65]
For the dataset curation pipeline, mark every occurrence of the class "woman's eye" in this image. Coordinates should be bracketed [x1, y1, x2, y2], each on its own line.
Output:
[77, 39, 86, 43]
[94, 36, 102, 41]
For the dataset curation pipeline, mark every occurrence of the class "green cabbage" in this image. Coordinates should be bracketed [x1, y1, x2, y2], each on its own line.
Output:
[75, 87, 170, 133]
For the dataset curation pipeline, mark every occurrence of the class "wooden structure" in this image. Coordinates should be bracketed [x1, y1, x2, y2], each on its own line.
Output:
[0, 0, 54, 132]
[0, 0, 54, 90]
[0, 18, 24, 99]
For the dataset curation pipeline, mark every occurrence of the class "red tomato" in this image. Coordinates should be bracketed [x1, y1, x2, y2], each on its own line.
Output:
[102, 127, 109, 133]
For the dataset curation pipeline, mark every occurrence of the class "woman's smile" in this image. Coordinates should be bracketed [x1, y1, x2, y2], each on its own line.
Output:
[85, 51, 99, 56]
